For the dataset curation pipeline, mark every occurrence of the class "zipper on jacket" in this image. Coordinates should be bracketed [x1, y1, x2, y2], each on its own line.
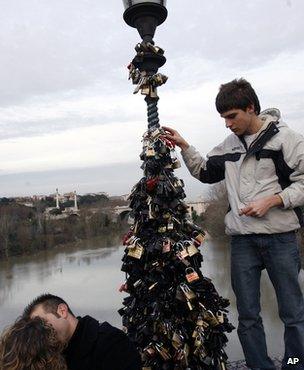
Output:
[248, 122, 272, 151]
[244, 121, 279, 159]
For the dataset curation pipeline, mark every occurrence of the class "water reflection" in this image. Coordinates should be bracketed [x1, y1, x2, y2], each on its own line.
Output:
[0, 236, 303, 361]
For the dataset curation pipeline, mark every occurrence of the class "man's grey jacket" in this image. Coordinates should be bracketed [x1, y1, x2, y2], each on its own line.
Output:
[181, 108, 304, 235]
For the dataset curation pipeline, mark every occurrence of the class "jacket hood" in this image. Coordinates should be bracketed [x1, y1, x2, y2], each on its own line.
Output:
[259, 108, 286, 128]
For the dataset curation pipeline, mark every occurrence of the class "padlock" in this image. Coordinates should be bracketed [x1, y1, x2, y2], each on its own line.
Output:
[186, 299, 193, 311]
[133, 279, 143, 288]
[197, 315, 209, 328]
[143, 343, 156, 357]
[174, 178, 184, 188]
[148, 282, 158, 290]
[219, 358, 227, 370]
[194, 335, 202, 347]
[184, 343, 190, 362]
[153, 72, 167, 85]
[185, 241, 199, 257]
[133, 221, 139, 234]
[146, 146, 155, 157]
[175, 286, 186, 301]
[149, 86, 158, 98]
[172, 157, 181, 169]
[217, 311, 225, 324]
[203, 310, 220, 326]
[118, 282, 128, 293]
[193, 238, 202, 247]
[126, 236, 139, 249]
[162, 239, 171, 253]
[176, 243, 189, 260]
[185, 267, 200, 283]
[122, 231, 133, 245]
[198, 343, 208, 358]
[127, 244, 144, 259]
[155, 343, 171, 360]
[141, 84, 150, 95]
[164, 162, 173, 169]
[167, 221, 174, 230]
[146, 177, 159, 192]
[150, 127, 162, 139]
[172, 216, 181, 225]
[133, 76, 146, 94]
[180, 283, 196, 300]
[148, 204, 155, 219]
[162, 212, 171, 219]
[124, 234, 136, 246]
[146, 43, 164, 55]
[172, 331, 183, 349]
[193, 231, 206, 244]
[158, 226, 167, 233]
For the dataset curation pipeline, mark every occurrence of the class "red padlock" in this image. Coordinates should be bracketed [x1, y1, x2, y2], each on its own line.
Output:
[162, 238, 171, 253]
[118, 283, 128, 293]
[146, 177, 159, 192]
[122, 230, 133, 245]
[185, 267, 200, 283]
[159, 135, 175, 149]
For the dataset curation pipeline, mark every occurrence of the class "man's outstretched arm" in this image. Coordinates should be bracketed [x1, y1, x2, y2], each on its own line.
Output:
[163, 126, 226, 184]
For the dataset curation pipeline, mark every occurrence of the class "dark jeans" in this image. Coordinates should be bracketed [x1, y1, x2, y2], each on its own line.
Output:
[231, 231, 304, 370]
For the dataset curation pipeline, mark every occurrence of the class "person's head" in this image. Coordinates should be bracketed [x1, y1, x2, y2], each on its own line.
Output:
[0, 316, 67, 370]
[215, 78, 261, 136]
[23, 294, 78, 343]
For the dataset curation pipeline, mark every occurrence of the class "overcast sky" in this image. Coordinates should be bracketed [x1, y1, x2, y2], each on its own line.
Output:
[0, 0, 303, 198]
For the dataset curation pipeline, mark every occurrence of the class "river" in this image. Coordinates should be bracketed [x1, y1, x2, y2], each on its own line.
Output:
[0, 236, 303, 361]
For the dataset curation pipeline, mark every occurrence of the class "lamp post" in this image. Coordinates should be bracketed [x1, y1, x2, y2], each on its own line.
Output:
[123, 0, 167, 43]
[120, 3, 233, 369]
[122, 0, 168, 130]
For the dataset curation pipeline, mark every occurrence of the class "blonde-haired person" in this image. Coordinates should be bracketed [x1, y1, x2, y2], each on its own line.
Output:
[0, 316, 67, 370]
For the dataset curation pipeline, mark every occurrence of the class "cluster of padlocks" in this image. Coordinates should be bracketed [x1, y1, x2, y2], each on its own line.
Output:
[119, 126, 234, 370]
[128, 42, 168, 100]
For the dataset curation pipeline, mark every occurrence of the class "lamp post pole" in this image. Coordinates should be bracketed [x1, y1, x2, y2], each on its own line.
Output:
[122, 0, 168, 130]
[120, 3, 233, 369]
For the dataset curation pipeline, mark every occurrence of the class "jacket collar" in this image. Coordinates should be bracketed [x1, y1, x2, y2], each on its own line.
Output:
[64, 315, 99, 359]
[244, 121, 279, 158]
[238, 108, 281, 156]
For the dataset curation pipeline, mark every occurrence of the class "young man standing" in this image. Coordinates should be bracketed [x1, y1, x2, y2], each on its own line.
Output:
[164, 78, 304, 369]
[23, 294, 142, 370]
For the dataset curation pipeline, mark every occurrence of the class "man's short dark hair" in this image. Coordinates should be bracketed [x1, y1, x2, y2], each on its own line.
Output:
[215, 78, 261, 115]
[23, 294, 75, 318]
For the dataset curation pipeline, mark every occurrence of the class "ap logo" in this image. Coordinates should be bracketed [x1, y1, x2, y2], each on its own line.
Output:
[287, 357, 300, 365]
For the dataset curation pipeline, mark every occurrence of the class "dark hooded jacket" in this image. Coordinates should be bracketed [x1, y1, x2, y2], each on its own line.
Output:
[63, 315, 141, 370]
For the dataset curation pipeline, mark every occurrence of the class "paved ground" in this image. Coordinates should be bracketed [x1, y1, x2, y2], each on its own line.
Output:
[228, 358, 282, 369]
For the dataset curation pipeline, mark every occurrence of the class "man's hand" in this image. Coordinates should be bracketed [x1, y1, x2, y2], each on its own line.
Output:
[239, 194, 283, 217]
[162, 126, 190, 152]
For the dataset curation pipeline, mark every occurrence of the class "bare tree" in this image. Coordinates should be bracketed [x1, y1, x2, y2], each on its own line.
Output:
[0, 211, 14, 258]
[203, 181, 229, 238]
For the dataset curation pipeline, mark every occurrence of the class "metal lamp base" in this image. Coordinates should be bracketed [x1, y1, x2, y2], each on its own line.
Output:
[123, 3, 167, 42]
